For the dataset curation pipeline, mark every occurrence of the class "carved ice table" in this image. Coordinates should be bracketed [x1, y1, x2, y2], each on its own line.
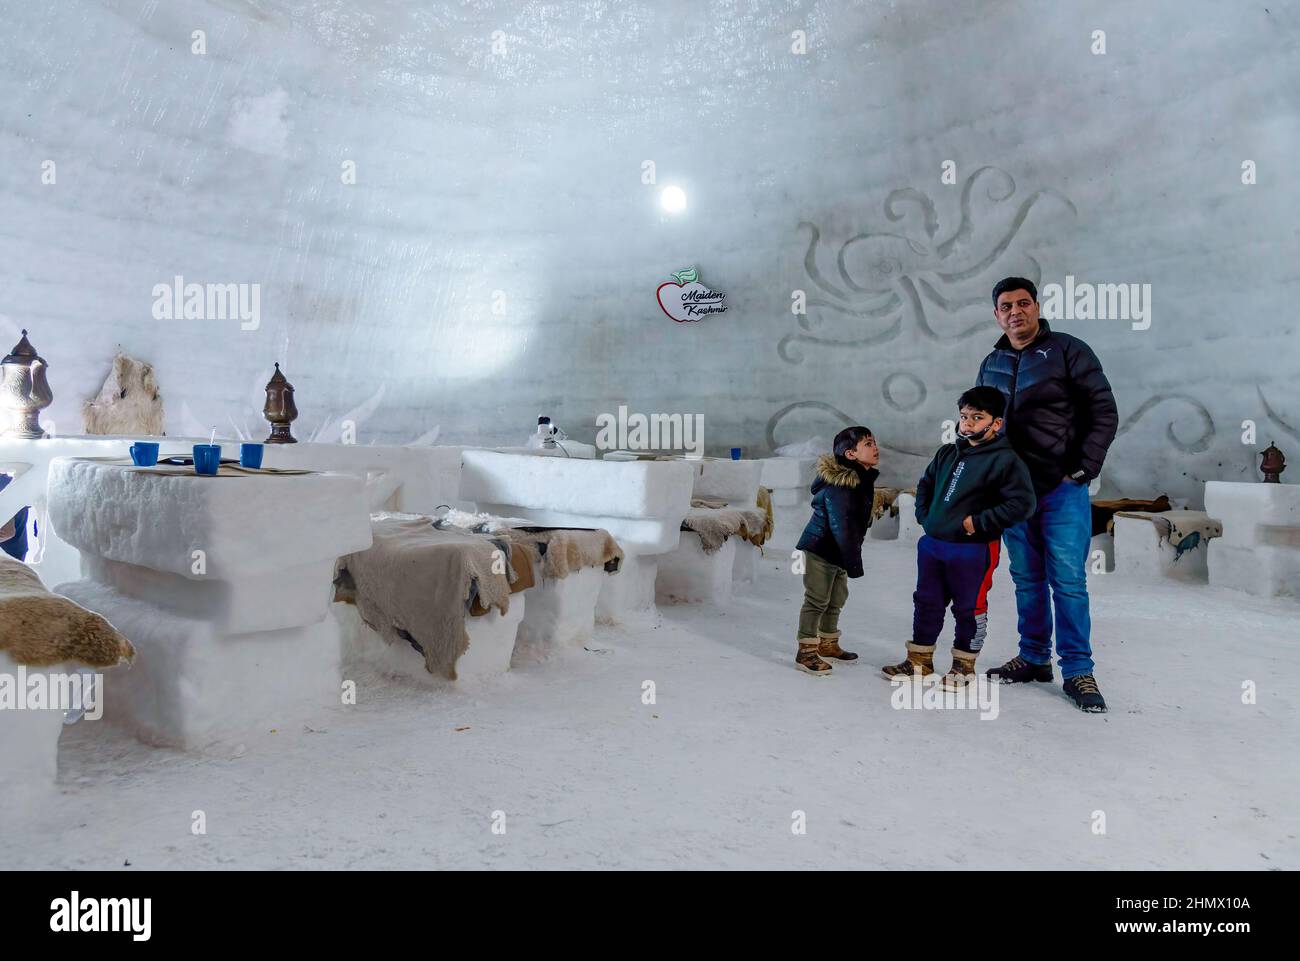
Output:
[459, 450, 695, 625]
[47, 457, 371, 748]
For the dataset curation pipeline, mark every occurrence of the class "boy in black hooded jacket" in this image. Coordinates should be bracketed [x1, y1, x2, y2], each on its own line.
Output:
[881, 387, 1035, 689]
[793, 426, 879, 675]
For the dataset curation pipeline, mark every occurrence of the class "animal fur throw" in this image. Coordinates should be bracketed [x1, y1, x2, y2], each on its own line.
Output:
[334, 514, 518, 680]
[0, 554, 135, 668]
[755, 486, 775, 544]
[431, 511, 624, 581]
[682, 506, 771, 554]
[83, 353, 164, 436]
[497, 527, 624, 581]
[1114, 510, 1223, 560]
[872, 487, 912, 522]
[1091, 494, 1172, 537]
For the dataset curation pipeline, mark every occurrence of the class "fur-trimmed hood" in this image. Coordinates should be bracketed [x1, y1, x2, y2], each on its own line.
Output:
[813, 454, 874, 490]
[797, 456, 878, 579]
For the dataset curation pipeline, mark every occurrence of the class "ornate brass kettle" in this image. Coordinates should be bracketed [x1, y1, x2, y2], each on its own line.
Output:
[263, 362, 298, 444]
[1, 330, 54, 438]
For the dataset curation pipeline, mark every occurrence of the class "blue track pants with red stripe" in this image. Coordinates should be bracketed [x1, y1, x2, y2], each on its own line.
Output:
[912, 534, 1000, 653]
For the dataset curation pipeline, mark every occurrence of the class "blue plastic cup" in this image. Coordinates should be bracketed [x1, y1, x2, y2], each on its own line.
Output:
[240, 442, 264, 469]
[730, 447, 742, 460]
[129, 441, 160, 467]
[193, 444, 221, 476]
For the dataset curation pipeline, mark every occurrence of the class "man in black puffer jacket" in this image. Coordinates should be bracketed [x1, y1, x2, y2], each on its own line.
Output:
[977, 277, 1119, 713]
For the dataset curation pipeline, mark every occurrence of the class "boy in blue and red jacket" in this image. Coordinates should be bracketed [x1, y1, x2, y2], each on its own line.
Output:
[881, 387, 1035, 689]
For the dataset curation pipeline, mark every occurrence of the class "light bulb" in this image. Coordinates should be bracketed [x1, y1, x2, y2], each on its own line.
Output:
[660, 185, 687, 213]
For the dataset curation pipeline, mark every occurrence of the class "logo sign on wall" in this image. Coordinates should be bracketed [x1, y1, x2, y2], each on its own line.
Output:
[656, 267, 727, 323]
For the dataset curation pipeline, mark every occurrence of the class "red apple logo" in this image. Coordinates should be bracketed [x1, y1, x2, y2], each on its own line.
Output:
[657, 266, 727, 323]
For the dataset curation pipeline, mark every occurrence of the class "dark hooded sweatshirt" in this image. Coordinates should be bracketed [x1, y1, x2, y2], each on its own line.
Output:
[795, 454, 878, 578]
[914, 433, 1036, 543]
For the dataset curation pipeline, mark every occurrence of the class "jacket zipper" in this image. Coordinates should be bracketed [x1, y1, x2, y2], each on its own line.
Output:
[1005, 349, 1023, 431]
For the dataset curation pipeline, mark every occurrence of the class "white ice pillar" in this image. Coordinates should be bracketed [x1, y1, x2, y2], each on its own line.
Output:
[655, 532, 737, 607]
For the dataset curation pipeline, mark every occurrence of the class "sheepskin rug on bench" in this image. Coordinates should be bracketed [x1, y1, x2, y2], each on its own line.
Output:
[0, 554, 135, 668]
[1, 553, 134, 804]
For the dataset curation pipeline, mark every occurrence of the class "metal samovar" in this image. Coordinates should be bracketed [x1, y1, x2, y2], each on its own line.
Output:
[1260, 441, 1286, 484]
[0, 330, 54, 438]
[263, 362, 299, 444]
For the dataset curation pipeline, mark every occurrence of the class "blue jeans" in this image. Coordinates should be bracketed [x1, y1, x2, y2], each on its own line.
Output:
[1001, 479, 1093, 678]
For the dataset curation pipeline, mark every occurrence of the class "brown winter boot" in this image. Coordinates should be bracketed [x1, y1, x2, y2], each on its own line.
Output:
[796, 639, 833, 675]
[880, 642, 935, 681]
[817, 630, 858, 661]
[942, 648, 978, 692]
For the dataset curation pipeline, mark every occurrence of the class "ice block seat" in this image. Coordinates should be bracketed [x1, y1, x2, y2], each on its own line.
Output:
[336, 598, 527, 685]
[893, 493, 924, 543]
[47, 456, 371, 748]
[758, 457, 816, 549]
[657, 504, 770, 606]
[867, 487, 908, 541]
[412, 510, 625, 657]
[683, 463, 772, 594]
[733, 539, 762, 587]
[512, 566, 606, 656]
[656, 533, 737, 606]
[459, 450, 695, 624]
[1204, 482, 1300, 598]
[334, 512, 540, 682]
[502, 524, 623, 656]
[0, 553, 134, 805]
[1089, 532, 1115, 573]
[1113, 510, 1221, 584]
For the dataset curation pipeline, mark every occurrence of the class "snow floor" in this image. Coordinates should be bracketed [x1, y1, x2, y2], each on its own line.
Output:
[11, 539, 1299, 870]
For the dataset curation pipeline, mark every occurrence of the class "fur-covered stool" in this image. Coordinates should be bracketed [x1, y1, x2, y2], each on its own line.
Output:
[0, 554, 133, 805]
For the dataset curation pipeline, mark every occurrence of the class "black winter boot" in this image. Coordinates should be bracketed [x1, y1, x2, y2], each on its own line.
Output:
[1063, 674, 1108, 713]
[986, 655, 1053, 684]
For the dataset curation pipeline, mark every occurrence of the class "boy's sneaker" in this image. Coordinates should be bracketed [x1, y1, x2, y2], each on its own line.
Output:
[880, 642, 935, 680]
[796, 641, 833, 675]
[1063, 675, 1108, 713]
[941, 648, 978, 692]
[986, 655, 1053, 684]
[817, 631, 858, 661]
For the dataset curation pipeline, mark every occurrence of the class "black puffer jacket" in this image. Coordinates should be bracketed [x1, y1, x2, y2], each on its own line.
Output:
[976, 320, 1119, 496]
[795, 454, 877, 578]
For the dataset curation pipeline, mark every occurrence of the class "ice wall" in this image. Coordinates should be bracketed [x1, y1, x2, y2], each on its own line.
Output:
[1, 0, 1297, 502]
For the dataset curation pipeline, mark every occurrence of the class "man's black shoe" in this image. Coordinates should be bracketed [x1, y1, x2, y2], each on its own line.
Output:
[1063, 674, 1108, 713]
[986, 655, 1053, 684]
